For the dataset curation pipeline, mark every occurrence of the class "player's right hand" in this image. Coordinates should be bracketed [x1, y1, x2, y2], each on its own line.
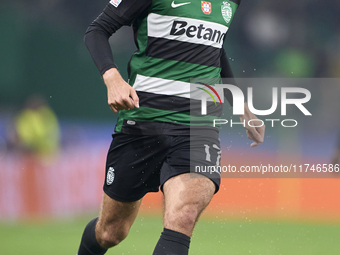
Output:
[102, 68, 139, 113]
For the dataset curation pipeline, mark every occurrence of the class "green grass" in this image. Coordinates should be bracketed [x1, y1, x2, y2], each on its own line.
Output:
[0, 215, 339, 255]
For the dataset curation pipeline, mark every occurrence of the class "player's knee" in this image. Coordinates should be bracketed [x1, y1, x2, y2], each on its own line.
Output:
[165, 205, 200, 231]
[97, 225, 129, 248]
[179, 206, 200, 229]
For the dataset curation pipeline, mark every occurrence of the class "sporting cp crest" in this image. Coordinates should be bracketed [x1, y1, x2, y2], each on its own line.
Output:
[106, 167, 115, 185]
[221, 1, 233, 24]
[201, 1, 212, 15]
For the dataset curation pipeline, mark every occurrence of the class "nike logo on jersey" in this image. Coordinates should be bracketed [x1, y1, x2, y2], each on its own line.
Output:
[171, 1, 191, 8]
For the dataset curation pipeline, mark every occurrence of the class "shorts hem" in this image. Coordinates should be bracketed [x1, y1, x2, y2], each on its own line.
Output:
[160, 171, 220, 194]
[103, 187, 159, 202]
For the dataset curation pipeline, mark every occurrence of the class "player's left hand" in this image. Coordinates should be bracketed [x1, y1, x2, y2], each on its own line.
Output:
[240, 102, 265, 147]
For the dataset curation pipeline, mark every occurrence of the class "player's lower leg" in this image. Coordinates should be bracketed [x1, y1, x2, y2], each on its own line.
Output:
[77, 217, 107, 255]
[77, 194, 141, 255]
[153, 173, 215, 255]
[153, 228, 191, 255]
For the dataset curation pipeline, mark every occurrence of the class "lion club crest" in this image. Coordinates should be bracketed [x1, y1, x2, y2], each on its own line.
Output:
[106, 167, 115, 185]
[201, 1, 212, 15]
[221, 1, 233, 24]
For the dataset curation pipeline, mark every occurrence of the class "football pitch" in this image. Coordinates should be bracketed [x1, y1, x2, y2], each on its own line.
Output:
[1, 215, 339, 255]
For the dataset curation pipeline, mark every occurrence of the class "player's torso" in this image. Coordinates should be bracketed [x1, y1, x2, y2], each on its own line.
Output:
[116, 0, 240, 134]
[129, 0, 240, 86]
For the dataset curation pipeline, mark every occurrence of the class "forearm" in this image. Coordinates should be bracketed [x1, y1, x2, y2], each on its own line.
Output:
[220, 49, 236, 106]
[84, 29, 117, 75]
[84, 12, 122, 75]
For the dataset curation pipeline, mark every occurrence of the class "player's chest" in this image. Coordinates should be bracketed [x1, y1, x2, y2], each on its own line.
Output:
[149, 0, 239, 27]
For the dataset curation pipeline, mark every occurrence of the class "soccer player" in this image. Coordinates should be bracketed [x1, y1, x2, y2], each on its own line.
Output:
[77, 0, 265, 254]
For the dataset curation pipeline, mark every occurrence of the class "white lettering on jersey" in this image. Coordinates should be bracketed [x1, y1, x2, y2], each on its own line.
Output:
[147, 13, 228, 48]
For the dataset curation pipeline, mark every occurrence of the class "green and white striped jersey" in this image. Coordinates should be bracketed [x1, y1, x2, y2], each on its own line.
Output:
[104, 0, 241, 135]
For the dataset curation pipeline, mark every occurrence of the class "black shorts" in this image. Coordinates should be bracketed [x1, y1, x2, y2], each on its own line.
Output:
[104, 133, 221, 202]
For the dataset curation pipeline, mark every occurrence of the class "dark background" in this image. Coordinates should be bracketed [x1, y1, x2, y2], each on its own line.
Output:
[2, 0, 339, 120]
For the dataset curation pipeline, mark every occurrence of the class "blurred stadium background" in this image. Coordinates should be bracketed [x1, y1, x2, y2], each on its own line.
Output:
[1, 0, 340, 254]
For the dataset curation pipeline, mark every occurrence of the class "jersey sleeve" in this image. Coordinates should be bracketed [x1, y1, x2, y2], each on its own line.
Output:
[220, 48, 235, 106]
[104, 0, 152, 26]
[84, 0, 152, 75]
[230, 0, 241, 6]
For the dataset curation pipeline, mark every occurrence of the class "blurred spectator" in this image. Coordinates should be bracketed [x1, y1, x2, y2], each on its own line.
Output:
[275, 48, 316, 77]
[13, 95, 60, 157]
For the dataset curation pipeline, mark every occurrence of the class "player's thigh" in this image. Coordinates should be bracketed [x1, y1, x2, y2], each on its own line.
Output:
[162, 173, 215, 236]
[96, 193, 141, 240]
[104, 133, 169, 202]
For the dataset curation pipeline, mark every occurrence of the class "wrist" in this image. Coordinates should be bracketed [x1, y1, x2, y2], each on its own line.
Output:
[102, 68, 119, 79]
[102, 68, 123, 87]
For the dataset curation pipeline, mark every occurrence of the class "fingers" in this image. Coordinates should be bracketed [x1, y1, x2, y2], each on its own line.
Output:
[108, 99, 132, 112]
[246, 125, 265, 147]
[239, 105, 265, 148]
[109, 104, 119, 113]
[108, 88, 139, 113]
[103, 68, 140, 113]
[130, 88, 139, 108]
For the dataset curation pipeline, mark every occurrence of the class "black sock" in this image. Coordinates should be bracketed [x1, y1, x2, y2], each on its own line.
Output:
[77, 217, 108, 255]
[153, 228, 191, 255]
